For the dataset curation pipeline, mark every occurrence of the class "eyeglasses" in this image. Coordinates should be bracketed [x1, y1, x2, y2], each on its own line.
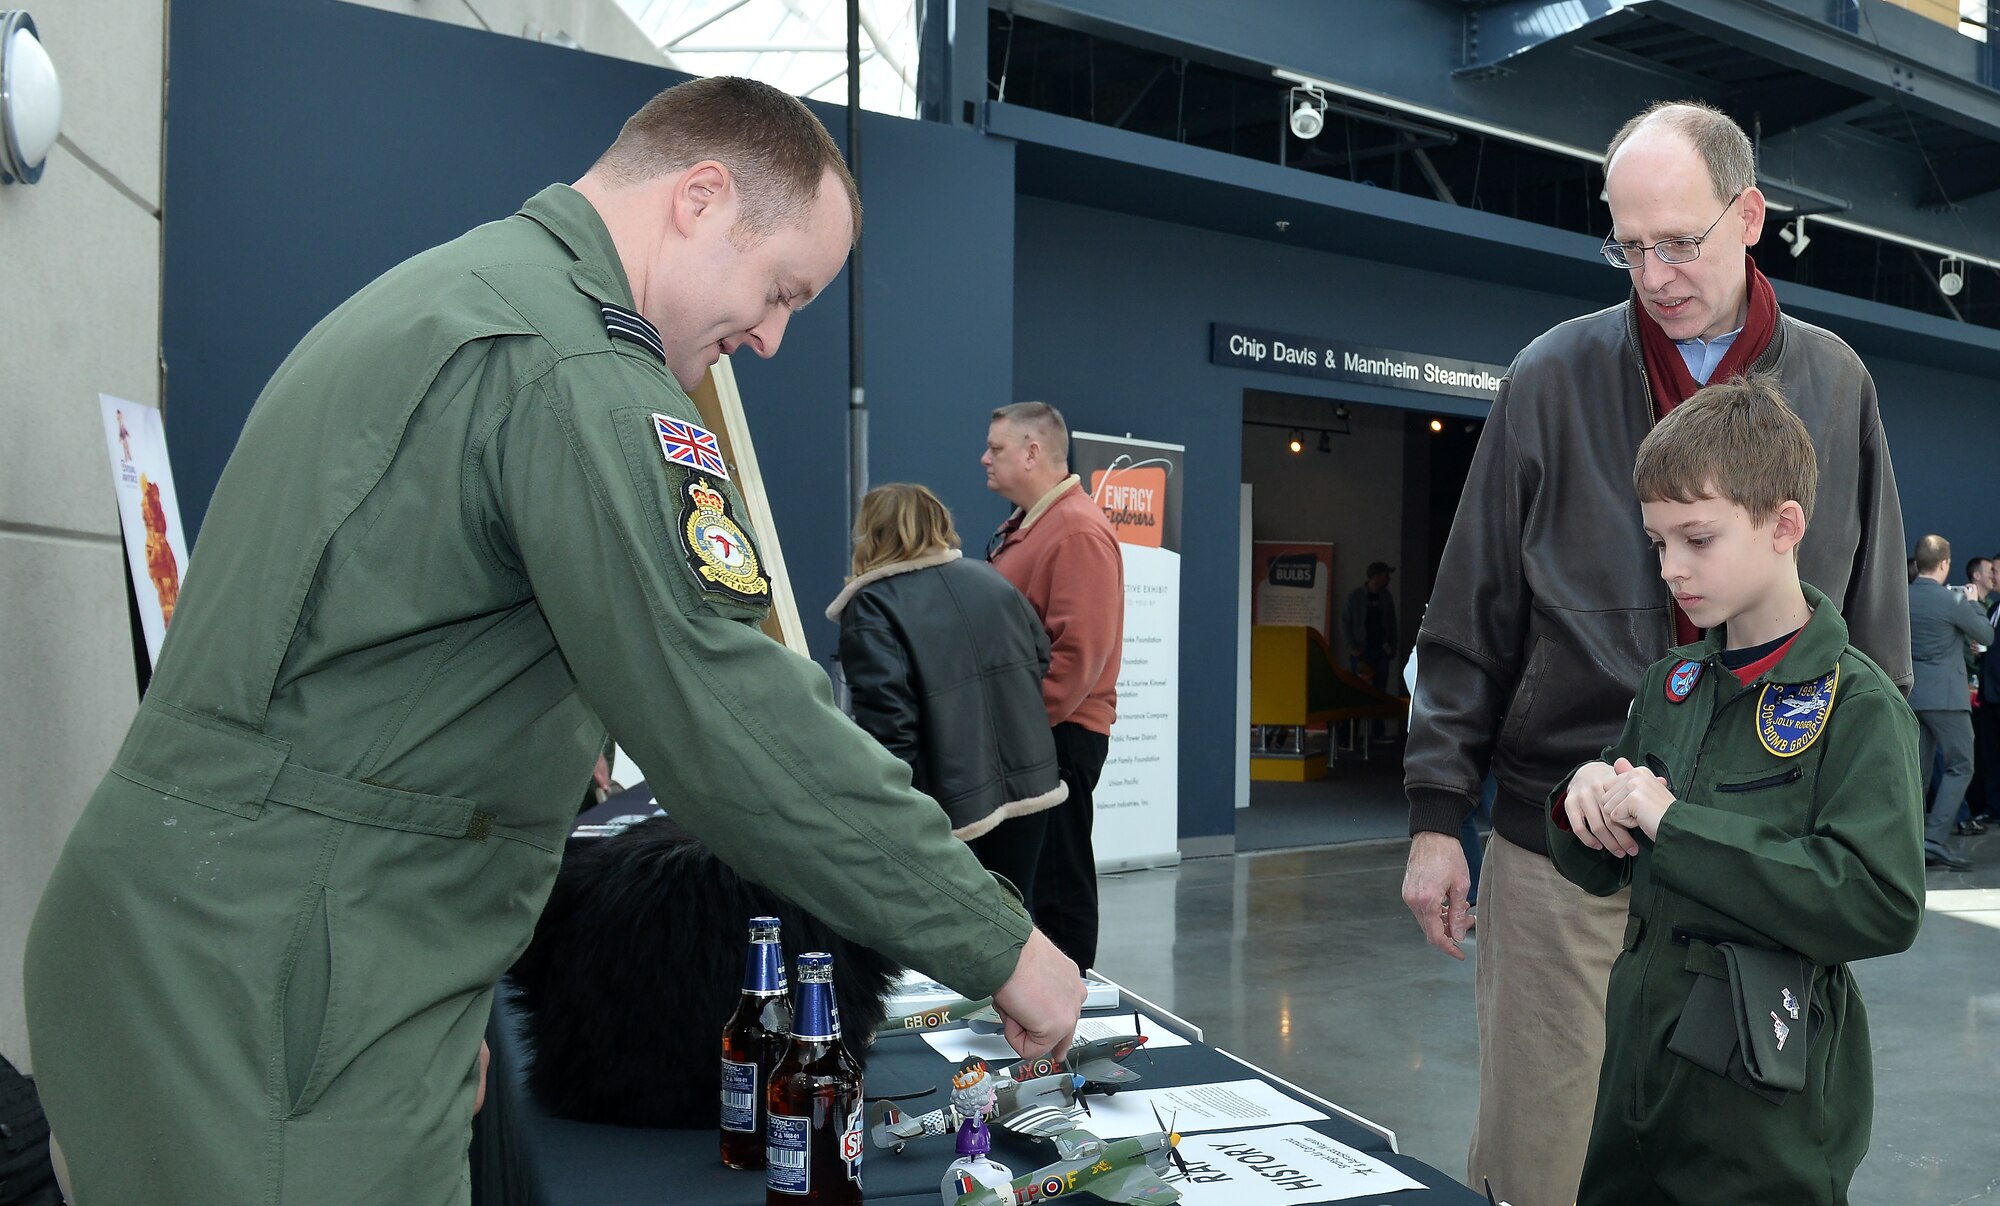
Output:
[1600, 191, 1743, 269]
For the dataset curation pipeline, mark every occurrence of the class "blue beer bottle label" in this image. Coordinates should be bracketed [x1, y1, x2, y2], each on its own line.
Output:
[792, 953, 835, 1041]
[745, 917, 787, 994]
[719, 1058, 757, 1133]
[766, 1113, 811, 1195]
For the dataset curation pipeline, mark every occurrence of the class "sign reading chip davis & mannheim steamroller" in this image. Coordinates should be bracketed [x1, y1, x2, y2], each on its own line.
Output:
[1210, 323, 1507, 401]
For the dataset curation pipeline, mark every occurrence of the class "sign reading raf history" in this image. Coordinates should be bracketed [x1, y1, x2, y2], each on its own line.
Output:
[1211, 323, 1507, 402]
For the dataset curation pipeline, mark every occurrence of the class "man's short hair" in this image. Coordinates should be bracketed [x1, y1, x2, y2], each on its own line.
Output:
[1604, 100, 1755, 205]
[991, 401, 1070, 465]
[594, 75, 861, 246]
[1968, 556, 1991, 579]
[1915, 534, 1952, 574]
[1633, 373, 1816, 525]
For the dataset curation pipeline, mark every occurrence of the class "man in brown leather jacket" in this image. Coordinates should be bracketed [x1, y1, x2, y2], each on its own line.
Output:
[1399, 101, 1910, 1206]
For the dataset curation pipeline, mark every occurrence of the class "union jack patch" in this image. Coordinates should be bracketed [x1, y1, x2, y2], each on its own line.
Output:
[654, 413, 729, 480]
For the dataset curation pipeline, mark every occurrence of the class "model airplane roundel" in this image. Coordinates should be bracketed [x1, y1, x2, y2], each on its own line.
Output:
[954, 1109, 1189, 1206]
[1005, 1015, 1153, 1093]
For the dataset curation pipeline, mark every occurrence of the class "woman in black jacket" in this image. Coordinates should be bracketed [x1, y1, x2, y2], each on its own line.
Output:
[827, 483, 1067, 902]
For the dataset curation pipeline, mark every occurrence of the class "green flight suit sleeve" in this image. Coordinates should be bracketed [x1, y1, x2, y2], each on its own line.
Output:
[489, 357, 1032, 997]
[1545, 675, 1647, 897]
[1647, 676, 1926, 966]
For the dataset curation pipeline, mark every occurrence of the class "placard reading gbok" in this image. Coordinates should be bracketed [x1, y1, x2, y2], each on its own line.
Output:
[1072, 431, 1184, 871]
[100, 394, 191, 667]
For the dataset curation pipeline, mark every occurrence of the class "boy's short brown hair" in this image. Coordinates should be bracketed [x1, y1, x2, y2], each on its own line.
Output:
[1633, 372, 1816, 524]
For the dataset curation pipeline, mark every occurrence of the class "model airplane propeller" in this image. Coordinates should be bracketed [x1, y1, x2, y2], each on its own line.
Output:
[950, 1111, 1187, 1206]
[869, 1059, 1092, 1152]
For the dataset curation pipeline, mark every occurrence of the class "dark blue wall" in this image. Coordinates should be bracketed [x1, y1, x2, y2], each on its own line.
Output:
[1012, 197, 1610, 839]
[163, 0, 678, 538]
[1869, 356, 2000, 564]
[164, 0, 1026, 665]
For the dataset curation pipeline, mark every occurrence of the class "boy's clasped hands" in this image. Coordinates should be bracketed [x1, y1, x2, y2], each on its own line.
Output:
[1564, 757, 1676, 857]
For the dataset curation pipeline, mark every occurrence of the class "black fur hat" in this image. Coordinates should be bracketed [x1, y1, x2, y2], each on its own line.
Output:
[508, 818, 902, 1127]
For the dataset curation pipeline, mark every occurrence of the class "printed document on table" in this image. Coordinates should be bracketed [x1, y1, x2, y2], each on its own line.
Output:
[920, 1014, 1191, 1062]
[1062, 1079, 1325, 1139]
[1171, 1125, 1427, 1204]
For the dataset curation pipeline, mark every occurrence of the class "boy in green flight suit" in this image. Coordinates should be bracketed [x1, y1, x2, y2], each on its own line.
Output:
[1547, 374, 1925, 1205]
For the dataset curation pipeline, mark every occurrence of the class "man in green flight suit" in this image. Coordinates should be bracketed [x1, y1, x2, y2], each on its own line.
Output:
[24, 76, 1084, 1205]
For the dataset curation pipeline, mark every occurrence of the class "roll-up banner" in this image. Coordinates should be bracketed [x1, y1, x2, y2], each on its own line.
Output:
[100, 394, 191, 669]
[1072, 432, 1184, 871]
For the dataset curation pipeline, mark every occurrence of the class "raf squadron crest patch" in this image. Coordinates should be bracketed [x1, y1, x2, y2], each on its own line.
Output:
[1755, 666, 1838, 758]
[678, 476, 769, 605]
[1664, 659, 1703, 704]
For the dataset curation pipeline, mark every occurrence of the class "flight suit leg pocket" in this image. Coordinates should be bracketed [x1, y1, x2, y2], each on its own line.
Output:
[1666, 943, 1793, 1106]
[1666, 967, 1737, 1079]
[278, 882, 341, 1118]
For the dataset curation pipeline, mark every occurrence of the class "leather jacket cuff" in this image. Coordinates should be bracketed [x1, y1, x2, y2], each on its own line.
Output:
[1408, 785, 1474, 837]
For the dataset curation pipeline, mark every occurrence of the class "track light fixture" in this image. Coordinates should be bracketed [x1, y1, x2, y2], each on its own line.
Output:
[1317, 431, 1331, 454]
[1939, 257, 1966, 298]
[1777, 217, 1811, 258]
[1288, 85, 1327, 141]
[1287, 430, 1304, 454]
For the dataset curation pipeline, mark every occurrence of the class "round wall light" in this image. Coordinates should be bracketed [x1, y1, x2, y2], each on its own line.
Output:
[1, 12, 62, 185]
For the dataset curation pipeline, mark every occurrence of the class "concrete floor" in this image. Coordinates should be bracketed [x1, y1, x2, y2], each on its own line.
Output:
[1093, 836, 2000, 1206]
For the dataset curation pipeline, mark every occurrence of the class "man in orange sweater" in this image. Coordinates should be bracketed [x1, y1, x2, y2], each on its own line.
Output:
[984, 401, 1125, 971]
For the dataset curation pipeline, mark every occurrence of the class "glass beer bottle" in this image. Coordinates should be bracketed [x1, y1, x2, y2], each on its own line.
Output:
[722, 916, 792, 1168]
[765, 952, 863, 1205]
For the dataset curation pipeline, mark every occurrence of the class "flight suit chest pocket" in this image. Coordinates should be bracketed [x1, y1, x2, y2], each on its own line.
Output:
[614, 405, 773, 625]
[1706, 761, 1814, 831]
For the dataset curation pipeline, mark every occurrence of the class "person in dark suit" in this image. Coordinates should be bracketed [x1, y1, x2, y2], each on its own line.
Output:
[1909, 534, 1993, 870]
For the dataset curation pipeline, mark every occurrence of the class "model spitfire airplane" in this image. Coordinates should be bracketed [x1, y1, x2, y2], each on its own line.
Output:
[952, 1109, 1190, 1206]
[1002, 1016, 1153, 1093]
[870, 1059, 1092, 1151]
[877, 994, 1002, 1035]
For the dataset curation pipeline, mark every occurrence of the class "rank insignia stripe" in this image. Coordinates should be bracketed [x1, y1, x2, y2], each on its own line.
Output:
[1665, 659, 1703, 703]
[602, 303, 665, 363]
[1754, 666, 1838, 758]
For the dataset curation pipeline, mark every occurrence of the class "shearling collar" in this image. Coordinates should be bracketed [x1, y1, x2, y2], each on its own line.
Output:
[825, 549, 962, 620]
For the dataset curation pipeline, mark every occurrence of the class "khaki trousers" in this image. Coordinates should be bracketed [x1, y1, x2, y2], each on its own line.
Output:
[1467, 834, 1629, 1206]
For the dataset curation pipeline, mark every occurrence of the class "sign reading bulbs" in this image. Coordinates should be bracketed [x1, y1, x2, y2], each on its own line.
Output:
[1, 11, 61, 184]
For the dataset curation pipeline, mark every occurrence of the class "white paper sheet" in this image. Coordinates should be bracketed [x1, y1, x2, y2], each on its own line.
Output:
[1171, 1125, 1427, 1203]
[1062, 1079, 1326, 1139]
[919, 1013, 1191, 1063]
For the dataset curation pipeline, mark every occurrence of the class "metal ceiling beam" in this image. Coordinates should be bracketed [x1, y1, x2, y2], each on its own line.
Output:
[1455, 0, 1636, 79]
[1648, 0, 2000, 149]
[1921, 157, 2000, 208]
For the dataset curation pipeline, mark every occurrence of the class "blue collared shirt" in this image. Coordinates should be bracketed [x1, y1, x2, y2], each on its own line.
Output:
[1676, 325, 1742, 385]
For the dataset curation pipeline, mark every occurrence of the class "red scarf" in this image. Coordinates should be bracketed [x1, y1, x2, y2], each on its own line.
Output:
[1635, 253, 1780, 646]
